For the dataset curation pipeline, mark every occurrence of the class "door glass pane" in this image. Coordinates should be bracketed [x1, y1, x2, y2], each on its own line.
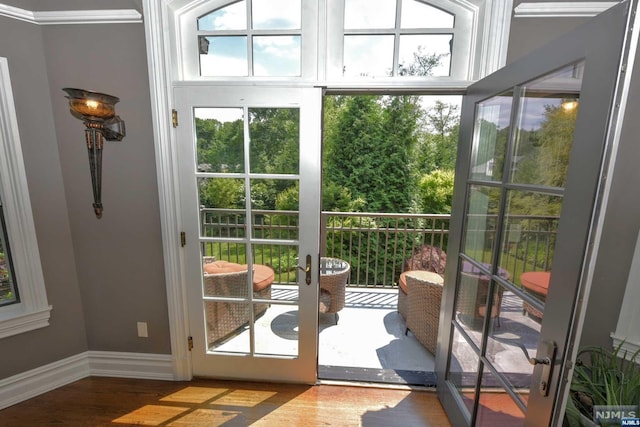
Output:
[252, 0, 300, 29]
[511, 62, 584, 187]
[200, 36, 248, 77]
[250, 179, 299, 242]
[205, 301, 251, 352]
[463, 185, 501, 264]
[248, 108, 300, 174]
[255, 303, 299, 356]
[455, 267, 507, 342]
[344, 0, 396, 29]
[470, 94, 513, 182]
[343, 35, 394, 77]
[485, 283, 539, 407]
[448, 326, 479, 421]
[476, 367, 525, 426]
[401, 0, 454, 28]
[499, 190, 561, 309]
[253, 36, 301, 77]
[198, 176, 245, 211]
[398, 34, 452, 77]
[195, 108, 245, 173]
[198, 1, 246, 31]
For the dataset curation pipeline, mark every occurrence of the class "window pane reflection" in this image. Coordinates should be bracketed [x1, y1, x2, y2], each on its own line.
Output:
[195, 107, 245, 173]
[401, 0, 454, 28]
[447, 326, 479, 421]
[484, 283, 538, 408]
[248, 108, 299, 174]
[252, 0, 300, 29]
[476, 367, 526, 426]
[198, 1, 246, 31]
[200, 36, 248, 77]
[344, 0, 396, 29]
[398, 34, 452, 77]
[470, 93, 513, 181]
[253, 36, 301, 76]
[511, 62, 584, 188]
[463, 185, 501, 263]
[255, 303, 299, 357]
[344, 35, 394, 77]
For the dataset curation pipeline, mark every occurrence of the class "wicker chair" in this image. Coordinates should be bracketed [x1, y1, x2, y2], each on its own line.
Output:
[404, 271, 444, 354]
[202, 268, 272, 347]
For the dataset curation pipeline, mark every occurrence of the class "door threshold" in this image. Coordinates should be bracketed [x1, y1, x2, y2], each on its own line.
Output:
[318, 365, 437, 388]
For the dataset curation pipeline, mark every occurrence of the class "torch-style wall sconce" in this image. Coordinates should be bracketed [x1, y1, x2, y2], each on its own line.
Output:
[63, 88, 125, 218]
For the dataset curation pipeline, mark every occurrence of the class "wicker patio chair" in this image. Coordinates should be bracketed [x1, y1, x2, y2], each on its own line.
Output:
[404, 271, 444, 354]
[202, 265, 273, 347]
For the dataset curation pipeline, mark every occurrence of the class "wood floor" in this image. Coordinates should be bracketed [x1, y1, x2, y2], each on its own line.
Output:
[0, 376, 452, 426]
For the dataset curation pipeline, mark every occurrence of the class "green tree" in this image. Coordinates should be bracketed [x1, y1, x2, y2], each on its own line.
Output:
[417, 169, 455, 214]
[416, 101, 459, 173]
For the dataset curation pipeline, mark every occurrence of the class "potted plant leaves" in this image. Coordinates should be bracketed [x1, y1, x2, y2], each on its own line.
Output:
[565, 343, 640, 426]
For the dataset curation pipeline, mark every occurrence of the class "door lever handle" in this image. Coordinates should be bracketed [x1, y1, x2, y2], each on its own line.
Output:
[297, 254, 312, 285]
[529, 357, 550, 365]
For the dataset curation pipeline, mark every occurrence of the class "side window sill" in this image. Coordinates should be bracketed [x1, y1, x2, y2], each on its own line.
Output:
[0, 304, 52, 339]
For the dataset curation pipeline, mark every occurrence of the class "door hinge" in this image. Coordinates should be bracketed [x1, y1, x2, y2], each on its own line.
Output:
[180, 231, 186, 247]
[188, 336, 193, 351]
[172, 109, 178, 128]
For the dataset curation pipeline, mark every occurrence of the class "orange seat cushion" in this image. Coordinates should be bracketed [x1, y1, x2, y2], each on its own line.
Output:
[203, 260, 245, 274]
[241, 264, 275, 291]
[204, 261, 274, 292]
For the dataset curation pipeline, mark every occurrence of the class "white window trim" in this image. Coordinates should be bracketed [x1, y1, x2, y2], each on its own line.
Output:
[143, 0, 512, 379]
[0, 3, 142, 25]
[514, 2, 618, 18]
[0, 58, 51, 339]
[325, 0, 476, 81]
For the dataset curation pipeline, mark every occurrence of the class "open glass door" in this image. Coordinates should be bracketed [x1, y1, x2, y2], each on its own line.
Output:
[437, 3, 635, 426]
[175, 86, 322, 382]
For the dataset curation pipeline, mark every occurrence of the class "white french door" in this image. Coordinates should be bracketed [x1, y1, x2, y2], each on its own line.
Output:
[175, 86, 322, 382]
[437, 3, 633, 426]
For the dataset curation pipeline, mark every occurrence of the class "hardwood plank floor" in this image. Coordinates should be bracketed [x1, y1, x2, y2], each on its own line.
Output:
[0, 377, 451, 426]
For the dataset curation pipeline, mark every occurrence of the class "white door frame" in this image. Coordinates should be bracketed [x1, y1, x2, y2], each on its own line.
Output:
[142, 0, 514, 380]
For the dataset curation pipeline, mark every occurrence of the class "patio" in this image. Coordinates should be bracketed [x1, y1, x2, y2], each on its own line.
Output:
[211, 285, 540, 387]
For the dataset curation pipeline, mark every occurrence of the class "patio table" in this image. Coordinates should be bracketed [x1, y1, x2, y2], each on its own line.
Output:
[319, 257, 350, 323]
[520, 271, 550, 319]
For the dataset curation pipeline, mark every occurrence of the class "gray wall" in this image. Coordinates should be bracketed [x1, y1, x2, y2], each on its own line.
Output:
[0, 6, 170, 379]
[579, 46, 640, 349]
[43, 23, 170, 353]
[0, 15, 87, 378]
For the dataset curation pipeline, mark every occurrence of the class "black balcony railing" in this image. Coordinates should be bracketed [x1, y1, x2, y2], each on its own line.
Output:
[200, 208, 558, 289]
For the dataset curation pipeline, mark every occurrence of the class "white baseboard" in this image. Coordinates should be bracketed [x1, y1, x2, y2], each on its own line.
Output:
[0, 351, 174, 410]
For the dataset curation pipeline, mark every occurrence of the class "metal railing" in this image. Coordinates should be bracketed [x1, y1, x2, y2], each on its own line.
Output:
[200, 208, 558, 289]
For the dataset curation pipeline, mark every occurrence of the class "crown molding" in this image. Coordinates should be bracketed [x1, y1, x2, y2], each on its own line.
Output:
[514, 2, 619, 18]
[0, 3, 142, 25]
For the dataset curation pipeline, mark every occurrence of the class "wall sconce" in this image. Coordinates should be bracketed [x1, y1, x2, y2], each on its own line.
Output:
[63, 88, 125, 218]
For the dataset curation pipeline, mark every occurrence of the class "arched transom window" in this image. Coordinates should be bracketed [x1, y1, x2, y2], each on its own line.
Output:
[178, 0, 492, 82]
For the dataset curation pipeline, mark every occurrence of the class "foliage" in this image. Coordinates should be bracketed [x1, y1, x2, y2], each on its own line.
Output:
[400, 46, 448, 77]
[417, 169, 455, 214]
[323, 95, 421, 213]
[566, 343, 640, 427]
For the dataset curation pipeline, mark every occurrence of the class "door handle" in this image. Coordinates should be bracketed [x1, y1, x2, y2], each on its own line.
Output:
[297, 254, 312, 285]
[532, 341, 556, 396]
